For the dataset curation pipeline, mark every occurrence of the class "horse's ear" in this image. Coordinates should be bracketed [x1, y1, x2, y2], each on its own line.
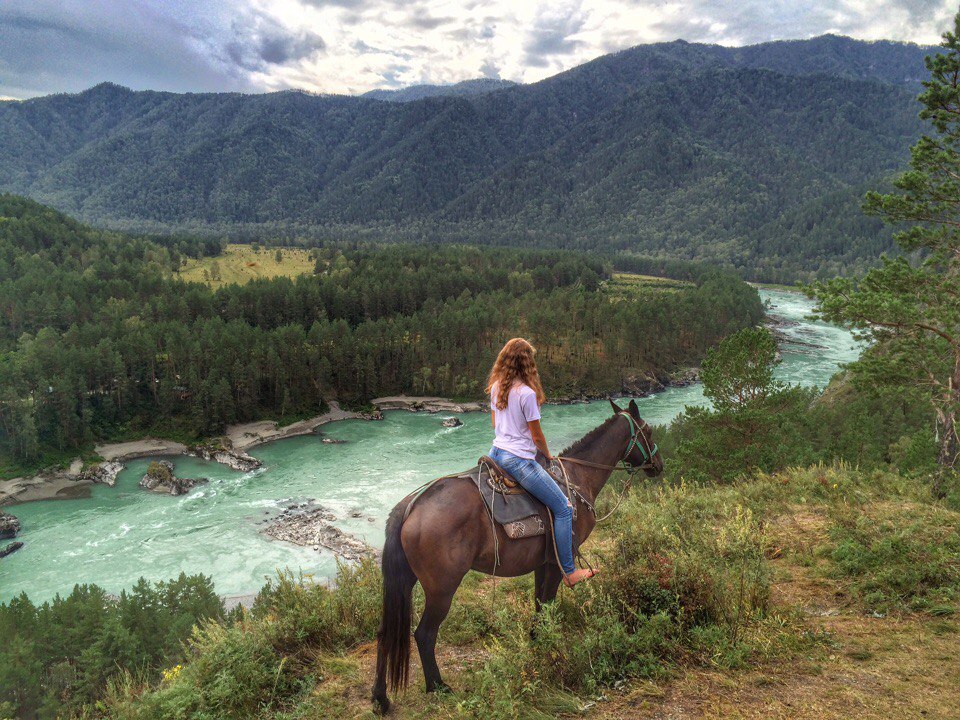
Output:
[609, 398, 622, 414]
[628, 399, 640, 418]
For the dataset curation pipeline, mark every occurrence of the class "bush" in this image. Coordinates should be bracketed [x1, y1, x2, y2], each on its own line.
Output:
[251, 561, 382, 653]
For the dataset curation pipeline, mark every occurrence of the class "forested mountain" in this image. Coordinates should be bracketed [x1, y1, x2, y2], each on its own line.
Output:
[0, 195, 762, 464]
[0, 35, 936, 280]
[362, 78, 517, 102]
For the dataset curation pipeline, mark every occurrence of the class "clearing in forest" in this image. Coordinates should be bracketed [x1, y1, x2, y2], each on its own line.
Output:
[609, 272, 693, 298]
[177, 244, 315, 288]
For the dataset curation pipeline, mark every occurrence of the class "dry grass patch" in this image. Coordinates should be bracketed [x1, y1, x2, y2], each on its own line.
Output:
[178, 243, 315, 288]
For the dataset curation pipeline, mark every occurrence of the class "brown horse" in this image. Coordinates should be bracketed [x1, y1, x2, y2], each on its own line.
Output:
[371, 398, 664, 713]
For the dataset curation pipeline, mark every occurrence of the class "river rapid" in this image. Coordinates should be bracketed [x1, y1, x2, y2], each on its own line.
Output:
[1, 289, 860, 602]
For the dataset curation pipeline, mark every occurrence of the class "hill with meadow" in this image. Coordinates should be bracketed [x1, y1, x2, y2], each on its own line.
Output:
[0, 35, 937, 282]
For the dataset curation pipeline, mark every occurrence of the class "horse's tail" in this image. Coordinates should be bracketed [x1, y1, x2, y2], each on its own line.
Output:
[372, 503, 417, 713]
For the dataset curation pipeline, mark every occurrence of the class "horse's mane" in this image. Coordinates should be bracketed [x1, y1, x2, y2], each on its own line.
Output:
[560, 415, 618, 457]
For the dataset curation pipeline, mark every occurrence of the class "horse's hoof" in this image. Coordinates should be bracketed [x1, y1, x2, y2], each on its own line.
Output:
[372, 693, 391, 715]
[426, 681, 452, 695]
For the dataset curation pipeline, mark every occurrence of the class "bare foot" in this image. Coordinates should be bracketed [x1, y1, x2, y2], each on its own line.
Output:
[563, 568, 599, 587]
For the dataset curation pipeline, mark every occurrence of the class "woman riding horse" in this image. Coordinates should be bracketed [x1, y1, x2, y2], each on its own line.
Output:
[372, 338, 664, 714]
[486, 338, 598, 587]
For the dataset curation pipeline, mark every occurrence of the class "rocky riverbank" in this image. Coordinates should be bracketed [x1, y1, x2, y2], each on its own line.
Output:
[189, 442, 260, 472]
[262, 501, 379, 562]
[0, 440, 261, 506]
[0, 377, 697, 508]
[225, 400, 381, 451]
[543, 367, 701, 406]
[1, 510, 22, 559]
[371, 395, 487, 413]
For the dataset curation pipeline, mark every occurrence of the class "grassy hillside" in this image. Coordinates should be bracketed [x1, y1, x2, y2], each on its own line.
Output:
[35, 464, 956, 719]
[177, 244, 316, 288]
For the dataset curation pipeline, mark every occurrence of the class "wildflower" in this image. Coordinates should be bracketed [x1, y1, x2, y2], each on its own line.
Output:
[162, 664, 183, 683]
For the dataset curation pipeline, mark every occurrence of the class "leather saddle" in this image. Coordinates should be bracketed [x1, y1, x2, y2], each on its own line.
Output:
[461, 455, 571, 540]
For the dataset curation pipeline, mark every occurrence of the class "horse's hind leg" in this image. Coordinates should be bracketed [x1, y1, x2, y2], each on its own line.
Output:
[415, 587, 457, 693]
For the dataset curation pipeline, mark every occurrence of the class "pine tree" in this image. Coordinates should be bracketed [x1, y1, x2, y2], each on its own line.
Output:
[811, 13, 960, 496]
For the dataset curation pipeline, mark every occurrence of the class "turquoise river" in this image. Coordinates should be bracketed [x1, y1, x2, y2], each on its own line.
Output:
[0, 290, 860, 602]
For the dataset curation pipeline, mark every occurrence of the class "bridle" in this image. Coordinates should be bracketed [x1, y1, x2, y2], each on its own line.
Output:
[559, 411, 659, 475]
[556, 411, 660, 524]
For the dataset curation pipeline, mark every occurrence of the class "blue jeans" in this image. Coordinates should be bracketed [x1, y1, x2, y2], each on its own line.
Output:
[489, 446, 575, 574]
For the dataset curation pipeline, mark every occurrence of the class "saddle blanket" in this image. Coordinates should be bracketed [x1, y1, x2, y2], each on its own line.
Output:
[445, 463, 561, 539]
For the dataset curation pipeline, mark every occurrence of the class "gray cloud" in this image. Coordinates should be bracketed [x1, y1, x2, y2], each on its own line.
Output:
[524, 5, 587, 67]
[647, 0, 956, 45]
[405, 7, 456, 30]
[225, 15, 325, 70]
[301, 0, 373, 6]
[480, 57, 502, 78]
[0, 0, 257, 97]
[0, 0, 954, 99]
[649, 1, 841, 44]
[898, 0, 952, 22]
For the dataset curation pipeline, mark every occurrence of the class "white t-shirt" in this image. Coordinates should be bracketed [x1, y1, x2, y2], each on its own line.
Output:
[491, 381, 541, 459]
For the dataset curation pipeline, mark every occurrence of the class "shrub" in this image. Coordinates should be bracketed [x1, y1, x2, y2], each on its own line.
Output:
[252, 561, 382, 653]
[121, 621, 305, 720]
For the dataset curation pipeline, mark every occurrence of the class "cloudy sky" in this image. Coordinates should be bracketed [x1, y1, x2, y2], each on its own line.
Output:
[0, 0, 955, 99]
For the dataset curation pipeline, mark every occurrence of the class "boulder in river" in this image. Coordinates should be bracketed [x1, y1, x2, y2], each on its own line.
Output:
[0, 541, 23, 558]
[0, 511, 20, 539]
[78, 461, 125, 487]
[667, 367, 699, 388]
[441, 417, 464, 428]
[139, 460, 208, 496]
[189, 440, 262, 472]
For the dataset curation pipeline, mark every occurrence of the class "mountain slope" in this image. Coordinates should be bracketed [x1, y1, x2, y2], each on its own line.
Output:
[0, 35, 937, 279]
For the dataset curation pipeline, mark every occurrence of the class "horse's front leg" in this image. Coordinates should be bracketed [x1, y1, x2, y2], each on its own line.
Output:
[534, 563, 546, 613]
[537, 563, 563, 606]
[531, 562, 563, 639]
[415, 589, 456, 693]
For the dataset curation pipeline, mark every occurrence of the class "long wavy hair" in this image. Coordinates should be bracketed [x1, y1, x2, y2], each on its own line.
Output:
[486, 338, 546, 410]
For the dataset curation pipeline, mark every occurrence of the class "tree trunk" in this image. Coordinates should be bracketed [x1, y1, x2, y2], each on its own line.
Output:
[934, 350, 960, 499]
[936, 410, 956, 499]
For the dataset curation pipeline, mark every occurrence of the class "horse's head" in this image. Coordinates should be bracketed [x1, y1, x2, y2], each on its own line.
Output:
[609, 398, 664, 477]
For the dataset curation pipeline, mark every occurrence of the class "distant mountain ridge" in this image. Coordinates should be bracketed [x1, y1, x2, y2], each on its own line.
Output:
[0, 34, 939, 280]
[363, 78, 517, 102]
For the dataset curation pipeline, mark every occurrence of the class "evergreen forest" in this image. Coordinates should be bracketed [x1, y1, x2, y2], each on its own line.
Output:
[0, 194, 763, 467]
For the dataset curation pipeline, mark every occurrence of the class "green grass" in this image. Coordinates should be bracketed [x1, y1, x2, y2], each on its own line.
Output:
[750, 280, 803, 293]
[823, 501, 960, 613]
[177, 244, 317, 288]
